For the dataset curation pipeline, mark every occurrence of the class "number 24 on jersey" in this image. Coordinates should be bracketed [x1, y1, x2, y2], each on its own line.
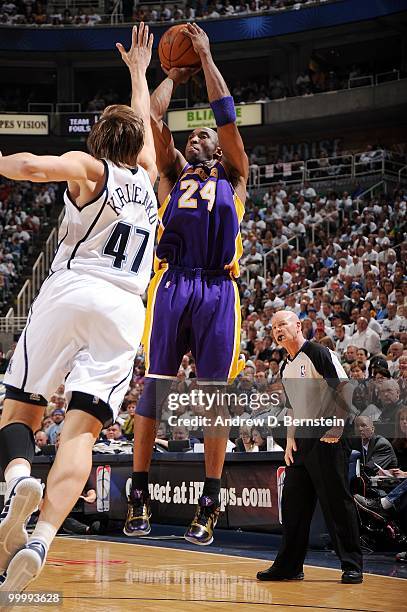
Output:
[178, 179, 216, 211]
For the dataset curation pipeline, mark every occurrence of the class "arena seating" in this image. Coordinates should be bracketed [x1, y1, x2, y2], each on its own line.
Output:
[0, 178, 57, 312]
[0, 0, 336, 27]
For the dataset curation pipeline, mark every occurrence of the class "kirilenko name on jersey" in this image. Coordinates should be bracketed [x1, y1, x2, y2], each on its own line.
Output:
[107, 183, 157, 225]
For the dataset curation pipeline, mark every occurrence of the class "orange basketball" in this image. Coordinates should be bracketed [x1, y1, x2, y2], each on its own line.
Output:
[158, 24, 201, 71]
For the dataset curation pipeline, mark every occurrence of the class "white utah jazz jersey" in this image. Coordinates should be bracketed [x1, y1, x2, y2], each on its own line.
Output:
[51, 160, 157, 295]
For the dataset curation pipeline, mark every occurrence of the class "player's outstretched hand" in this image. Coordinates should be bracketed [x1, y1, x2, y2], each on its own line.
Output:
[161, 65, 201, 85]
[182, 22, 210, 57]
[320, 426, 343, 444]
[116, 23, 154, 73]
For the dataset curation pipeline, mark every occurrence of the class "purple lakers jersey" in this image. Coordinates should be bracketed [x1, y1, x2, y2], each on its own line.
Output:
[155, 161, 244, 277]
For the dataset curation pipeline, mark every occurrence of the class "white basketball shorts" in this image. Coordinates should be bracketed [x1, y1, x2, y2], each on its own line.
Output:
[4, 269, 144, 423]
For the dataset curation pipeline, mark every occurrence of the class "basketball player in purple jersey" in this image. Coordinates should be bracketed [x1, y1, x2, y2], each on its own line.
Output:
[124, 23, 249, 545]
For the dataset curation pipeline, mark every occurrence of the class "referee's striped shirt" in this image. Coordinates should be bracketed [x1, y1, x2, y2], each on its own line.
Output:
[280, 340, 348, 421]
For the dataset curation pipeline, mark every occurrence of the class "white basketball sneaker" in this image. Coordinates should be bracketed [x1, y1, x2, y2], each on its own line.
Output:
[0, 540, 47, 592]
[0, 477, 43, 575]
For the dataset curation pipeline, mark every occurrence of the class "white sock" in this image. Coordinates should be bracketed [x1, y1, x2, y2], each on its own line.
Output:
[4, 464, 31, 502]
[29, 521, 58, 551]
[381, 497, 393, 510]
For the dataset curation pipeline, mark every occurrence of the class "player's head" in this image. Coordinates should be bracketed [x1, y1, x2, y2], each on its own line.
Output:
[271, 310, 303, 347]
[87, 104, 144, 167]
[185, 127, 221, 164]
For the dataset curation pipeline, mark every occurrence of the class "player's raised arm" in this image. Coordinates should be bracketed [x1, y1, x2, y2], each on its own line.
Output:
[0, 150, 104, 184]
[116, 23, 157, 186]
[183, 23, 249, 190]
[149, 68, 196, 182]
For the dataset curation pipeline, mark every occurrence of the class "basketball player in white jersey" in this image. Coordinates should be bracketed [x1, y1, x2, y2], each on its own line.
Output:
[0, 23, 157, 592]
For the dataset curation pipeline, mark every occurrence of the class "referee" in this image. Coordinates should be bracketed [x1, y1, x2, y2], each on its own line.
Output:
[257, 311, 363, 584]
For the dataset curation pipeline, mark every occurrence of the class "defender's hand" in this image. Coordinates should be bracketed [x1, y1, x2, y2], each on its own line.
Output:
[285, 437, 297, 466]
[320, 426, 343, 444]
[161, 65, 201, 86]
[116, 23, 154, 73]
[182, 22, 210, 57]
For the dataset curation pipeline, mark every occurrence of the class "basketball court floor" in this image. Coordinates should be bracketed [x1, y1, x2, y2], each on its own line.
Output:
[8, 528, 406, 612]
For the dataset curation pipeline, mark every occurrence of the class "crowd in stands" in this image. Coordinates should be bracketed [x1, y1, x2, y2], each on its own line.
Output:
[0, 1, 103, 25]
[0, 179, 56, 311]
[192, 63, 399, 107]
[238, 63, 401, 100]
[0, 0, 333, 26]
[129, 0, 331, 24]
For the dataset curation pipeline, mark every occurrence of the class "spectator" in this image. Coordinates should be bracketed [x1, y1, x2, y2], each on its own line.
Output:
[344, 345, 358, 366]
[252, 425, 283, 452]
[47, 408, 65, 444]
[234, 424, 258, 452]
[356, 347, 369, 371]
[41, 416, 53, 435]
[359, 304, 382, 336]
[381, 303, 406, 346]
[368, 355, 389, 378]
[351, 317, 381, 356]
[376, 291, 389, 321]
[121, 401, 136, 440]
[334, 324, 350, 360]
[243, 245, 263, 274]
[372, 380, 405, 424]
[179, 354, 193, 378]
[351, 415, 398, 474]
[105, 422, 127, 442]
[295, 71, 311, 95]
[349, 361, 366, 380]
[34, 430, 48, 454]
[393, 406, 407, 452]
[395, 355, 407, 398]
[268, 359, 281, 382]
[163, 424, 202, 449]
[387, 342, 404, 377]
[156, 421, 168, 440]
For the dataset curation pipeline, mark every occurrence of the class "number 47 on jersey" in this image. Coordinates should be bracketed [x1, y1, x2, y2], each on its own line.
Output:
[103, 221, 150, 274]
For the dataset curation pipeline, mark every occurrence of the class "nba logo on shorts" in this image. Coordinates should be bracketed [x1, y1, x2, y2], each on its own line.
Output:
[276, 466, 286, 524]
[300, 365, 306, 377]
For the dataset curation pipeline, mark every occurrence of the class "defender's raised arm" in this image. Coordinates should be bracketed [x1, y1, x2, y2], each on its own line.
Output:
[117, 23, 157, 186]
